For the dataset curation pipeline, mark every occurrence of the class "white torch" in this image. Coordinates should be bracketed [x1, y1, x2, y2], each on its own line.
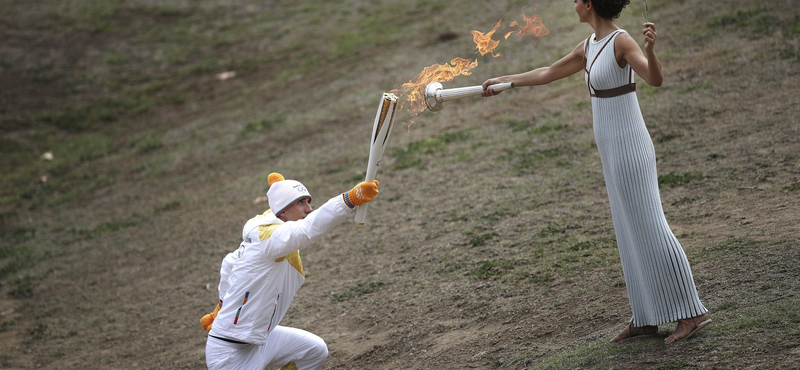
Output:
[424, 81, 514, 111]
[355, 92, 398, 225]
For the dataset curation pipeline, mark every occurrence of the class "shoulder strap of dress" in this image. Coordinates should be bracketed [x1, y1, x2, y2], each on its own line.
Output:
[583, 36, 590, 72]
[588, 30, 621, 73]
[586, 30, 622, 93]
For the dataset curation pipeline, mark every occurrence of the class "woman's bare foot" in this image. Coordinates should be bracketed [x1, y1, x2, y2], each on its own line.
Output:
[610, 322, 658, 343]
[665, 313, 712, 344]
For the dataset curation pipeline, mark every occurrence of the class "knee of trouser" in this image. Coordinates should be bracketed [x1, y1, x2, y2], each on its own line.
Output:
[296, 335, 328, 369]
[310, 336, 328, 360]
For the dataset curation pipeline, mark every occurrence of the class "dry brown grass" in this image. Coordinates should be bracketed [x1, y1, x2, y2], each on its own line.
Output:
[1, 0, 799, 369]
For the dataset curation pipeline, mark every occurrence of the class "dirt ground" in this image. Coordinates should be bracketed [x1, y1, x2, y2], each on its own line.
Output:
[1, 0, 799, 369]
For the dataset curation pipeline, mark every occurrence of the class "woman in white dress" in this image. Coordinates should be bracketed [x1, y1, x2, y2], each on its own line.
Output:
[481, 0, 711, 344]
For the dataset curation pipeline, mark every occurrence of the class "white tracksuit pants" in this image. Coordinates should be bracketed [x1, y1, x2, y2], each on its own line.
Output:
[205, 326, 328, 370]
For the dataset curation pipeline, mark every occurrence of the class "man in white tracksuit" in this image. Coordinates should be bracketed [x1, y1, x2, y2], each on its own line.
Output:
[201, 172, 380, 370]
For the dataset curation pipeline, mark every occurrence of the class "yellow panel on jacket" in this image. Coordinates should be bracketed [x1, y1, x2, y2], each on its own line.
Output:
[259, 223, 305, 277]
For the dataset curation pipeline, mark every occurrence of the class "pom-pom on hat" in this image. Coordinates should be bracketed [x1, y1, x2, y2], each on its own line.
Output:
[267, 172, 312, 216]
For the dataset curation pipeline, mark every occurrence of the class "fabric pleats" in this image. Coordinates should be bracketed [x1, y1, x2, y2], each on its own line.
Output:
[586, 31, 707, 326]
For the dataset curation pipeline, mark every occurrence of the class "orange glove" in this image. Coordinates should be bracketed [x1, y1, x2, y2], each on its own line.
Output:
[200, 301, 221, 332]
[343, 180, 379, 208]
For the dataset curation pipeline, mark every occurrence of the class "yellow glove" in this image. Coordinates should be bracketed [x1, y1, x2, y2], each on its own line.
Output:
[200, 301, 221, 332]
[343, 180, 379, 208]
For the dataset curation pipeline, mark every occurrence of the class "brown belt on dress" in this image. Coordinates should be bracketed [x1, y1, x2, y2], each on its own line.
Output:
[590, 83, 636, 98]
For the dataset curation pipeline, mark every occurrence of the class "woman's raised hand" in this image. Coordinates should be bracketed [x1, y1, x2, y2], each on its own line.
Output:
[643, 22, 657, 52]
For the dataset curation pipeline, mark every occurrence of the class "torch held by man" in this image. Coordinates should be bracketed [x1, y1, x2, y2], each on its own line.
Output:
[355, 93, 398, 225]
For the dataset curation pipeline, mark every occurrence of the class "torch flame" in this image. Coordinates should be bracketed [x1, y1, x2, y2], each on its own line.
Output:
[471, 19, 504, 58]
[504, 14, 550, 39]
[391, 13, 548, 128]
[390, 57, 478, 120]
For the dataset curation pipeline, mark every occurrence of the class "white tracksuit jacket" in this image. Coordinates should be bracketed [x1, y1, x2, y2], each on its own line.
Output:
[209, 195, 351, 345]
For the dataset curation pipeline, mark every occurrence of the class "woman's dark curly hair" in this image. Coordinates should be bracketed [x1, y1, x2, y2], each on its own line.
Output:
[583, 0, 630, 20]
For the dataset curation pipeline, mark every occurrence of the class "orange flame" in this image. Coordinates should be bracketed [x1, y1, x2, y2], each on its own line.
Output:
[390, 57, 478, 120]
[471, 19, 504, 58]
[391, 14, 548, 129]
[504, 14, 550, 39]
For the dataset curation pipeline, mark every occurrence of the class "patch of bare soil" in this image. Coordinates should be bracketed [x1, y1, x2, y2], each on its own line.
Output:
[1, 1, 798, 369]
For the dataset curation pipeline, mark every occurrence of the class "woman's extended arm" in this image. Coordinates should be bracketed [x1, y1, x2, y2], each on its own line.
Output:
[482, 41, 587, 96]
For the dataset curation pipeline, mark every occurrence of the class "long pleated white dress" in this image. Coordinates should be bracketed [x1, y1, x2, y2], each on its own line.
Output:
[584, 30, 708, 326]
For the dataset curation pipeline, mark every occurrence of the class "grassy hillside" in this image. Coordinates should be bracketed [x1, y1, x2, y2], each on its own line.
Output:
[1, 0, 799, 368]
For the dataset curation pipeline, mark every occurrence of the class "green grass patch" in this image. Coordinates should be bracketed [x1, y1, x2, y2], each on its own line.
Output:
[638, 83, 659, 95]
[680, 80, 712, 93]
[658, 171, 703, 188]
[782, 182, 800, 191]
[154, 200, 181, 214]
[0, 320, 15, 333]
[468, 232, 498, 248]
[67, 133, 115, 162]
[498, 115, 570, 135]
[701, 237, 758, 259]
[565, 238, 611, 252]
[7, 275, 36, 299]
[709, 8, 780, 39]
[527, 271, 555, 284]
[332, 280, 385, 302]
[784, 19, 800, 36]
[527, 121, 569, 136]
[655, 131, 682, 143]
[468, 258, 521, 280]
[437, 254, 567, 284]
[240, 116, 287, 136]
[696, 300, 800, 364]
[53, 213, 148, 244]
[499, 116, 532, 132]
[671, 196, 698, 207]
[497, 114, 578, 174]
[535, 222, 574, 238]
[503, 145, 569, 174]
[523, 300, 800, 370]
[530, 336, 662, 369]
[1, 224, 34, 248]
[390, 130, 472, 170]
[134, 132, 164, 154]
[715, 301, 738, 311]
[1, 252, 36, 286]
[328, 3, 412, 59]
[85, 214, 145, 238]
[37, 97, 156, 132]
[24, 323, 48, 344]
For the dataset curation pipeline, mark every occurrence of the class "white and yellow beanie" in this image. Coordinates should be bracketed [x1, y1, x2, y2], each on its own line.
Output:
[267, 173, 312, 215]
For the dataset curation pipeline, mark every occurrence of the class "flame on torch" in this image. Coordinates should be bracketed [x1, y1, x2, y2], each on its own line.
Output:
[390, 57, 478, 121]
[391, 14, 549, 129]
[504, 14, 550, 39]
[472, 19, 504, 57]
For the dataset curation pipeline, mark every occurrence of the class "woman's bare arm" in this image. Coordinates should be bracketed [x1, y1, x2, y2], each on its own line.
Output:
[617, 23, 662, 87]
[482, 41, 587, 96]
